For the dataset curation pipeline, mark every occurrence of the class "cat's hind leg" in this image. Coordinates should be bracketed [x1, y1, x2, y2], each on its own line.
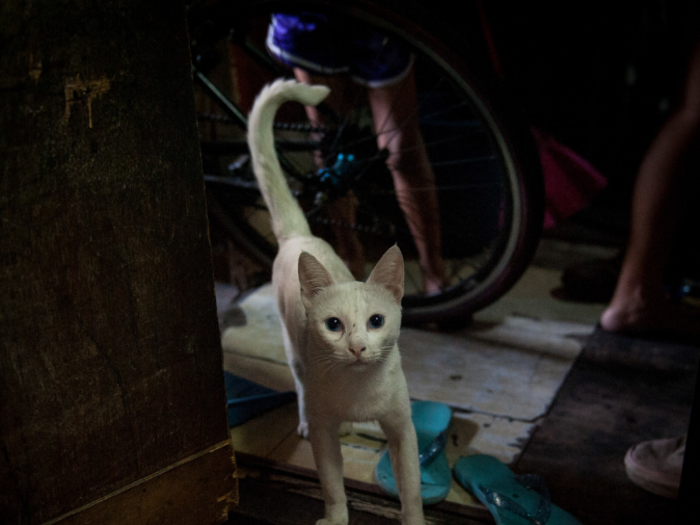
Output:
[280, 321, 309, 437]
[291, 360, 309, 438]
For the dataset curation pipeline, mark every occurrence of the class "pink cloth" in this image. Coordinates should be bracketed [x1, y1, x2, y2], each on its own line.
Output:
[532, 127, 608, 229]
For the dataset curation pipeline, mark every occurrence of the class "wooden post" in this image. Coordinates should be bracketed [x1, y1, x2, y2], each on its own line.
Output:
[0, 1, 237, 523]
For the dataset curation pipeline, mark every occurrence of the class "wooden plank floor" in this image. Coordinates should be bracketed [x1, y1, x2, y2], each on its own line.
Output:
[218, 239, 699, 524]
[218, 265, 596, 520]
[224, 328, 698, 525]
[229, 454, 491, 525]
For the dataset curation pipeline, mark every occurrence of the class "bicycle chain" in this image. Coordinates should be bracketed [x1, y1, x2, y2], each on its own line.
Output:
[308, 215, 393, 236]
[274, 121, 328, 133]
[196, 113, 327, 133]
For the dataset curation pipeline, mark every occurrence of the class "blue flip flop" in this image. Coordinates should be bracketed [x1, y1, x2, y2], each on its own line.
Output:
[375, 400, 452, 505]
[453, 454, 582, 525]
[224, 372, 296, 427]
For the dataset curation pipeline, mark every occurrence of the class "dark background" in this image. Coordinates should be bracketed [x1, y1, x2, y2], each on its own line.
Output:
[469, 0, 700, 278]
[483, 0, 698, 203]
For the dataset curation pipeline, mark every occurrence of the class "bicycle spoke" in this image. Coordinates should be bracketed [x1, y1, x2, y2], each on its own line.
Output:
[326, 97, 471, 153]
[238, 36, 288, 76]
[374, 72, 448, 141]
[192, 64, 248, 126]
[194, 61, 318, 183]
[190, 1, 542, 322]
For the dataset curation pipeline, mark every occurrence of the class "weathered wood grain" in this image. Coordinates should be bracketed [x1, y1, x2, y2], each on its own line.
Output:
[45, 440, 236, 525]
[0, 1, 236, 523]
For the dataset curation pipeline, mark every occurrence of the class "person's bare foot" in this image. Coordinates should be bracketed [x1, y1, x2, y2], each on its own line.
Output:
[600, 297, 661, 333]
[421, 256, 449, 295]
[423, 274, 446, 295]
[600, 296, 700, 340]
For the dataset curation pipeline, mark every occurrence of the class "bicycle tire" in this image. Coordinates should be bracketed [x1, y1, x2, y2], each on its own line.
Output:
[188, 0, 544, 324]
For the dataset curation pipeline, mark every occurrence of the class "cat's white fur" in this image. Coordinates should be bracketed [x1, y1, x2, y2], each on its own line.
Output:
[247, 79, 424, 525]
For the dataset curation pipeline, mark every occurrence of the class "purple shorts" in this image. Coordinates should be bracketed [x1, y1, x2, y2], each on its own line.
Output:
[266, 13, 414, 88]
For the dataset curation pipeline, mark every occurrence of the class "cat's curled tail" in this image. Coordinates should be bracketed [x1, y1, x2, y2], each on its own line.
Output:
[247, 79, 330, 241]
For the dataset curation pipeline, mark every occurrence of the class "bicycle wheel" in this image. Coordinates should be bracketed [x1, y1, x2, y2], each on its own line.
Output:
[188, 0, 544, 324]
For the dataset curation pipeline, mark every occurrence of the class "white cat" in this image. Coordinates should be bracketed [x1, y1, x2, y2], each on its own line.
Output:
[247, 79, 424, 525]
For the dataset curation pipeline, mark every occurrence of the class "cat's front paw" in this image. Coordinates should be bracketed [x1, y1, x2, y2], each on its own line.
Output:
[315, 504, 348, 525]
[297, 420, 309, 439]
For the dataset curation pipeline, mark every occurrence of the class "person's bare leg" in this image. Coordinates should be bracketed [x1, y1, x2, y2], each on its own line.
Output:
[600, 38, 700, 336]
[367, 68, 447, 294]
[293, 69, 366, 279]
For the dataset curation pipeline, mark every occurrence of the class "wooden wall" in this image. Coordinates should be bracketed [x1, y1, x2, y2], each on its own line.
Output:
[0, 1, 237, 523]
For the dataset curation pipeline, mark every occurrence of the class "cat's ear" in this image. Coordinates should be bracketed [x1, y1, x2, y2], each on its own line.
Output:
[298, 252, 334, 310]
[366, 245, 404, 304]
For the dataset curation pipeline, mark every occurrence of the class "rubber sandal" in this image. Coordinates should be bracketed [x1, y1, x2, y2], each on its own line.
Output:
[624, 436, 685, 499]
[453, 454, 582, 525]
[375, 400, 452, 504]
[224, 372, 296, 427]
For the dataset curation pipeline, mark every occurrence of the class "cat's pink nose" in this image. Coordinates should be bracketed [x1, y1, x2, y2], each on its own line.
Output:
[349, 346, 366, 358]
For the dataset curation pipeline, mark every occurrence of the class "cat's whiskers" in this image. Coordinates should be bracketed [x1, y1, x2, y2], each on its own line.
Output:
[308, 352, 350, 374]
[367, 352, 389, 365]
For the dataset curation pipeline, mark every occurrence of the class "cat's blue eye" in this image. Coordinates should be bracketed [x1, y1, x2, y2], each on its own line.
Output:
[368, 314, 384, 329]
[325, 317, 342, 332]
